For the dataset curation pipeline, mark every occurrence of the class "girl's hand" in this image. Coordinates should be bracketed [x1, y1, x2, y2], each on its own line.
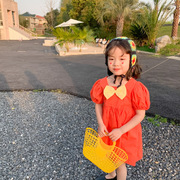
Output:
[108, 128, 123, 142]
[98, 123, 109, 137]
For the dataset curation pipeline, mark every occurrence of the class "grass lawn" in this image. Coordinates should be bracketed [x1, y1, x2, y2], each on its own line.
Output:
[157, 24, 180, 38]
[137, 46, 155, 53]
[159, 41, 180, 56]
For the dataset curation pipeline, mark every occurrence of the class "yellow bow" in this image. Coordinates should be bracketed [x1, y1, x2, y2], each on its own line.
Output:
[104, 85, 127, 100]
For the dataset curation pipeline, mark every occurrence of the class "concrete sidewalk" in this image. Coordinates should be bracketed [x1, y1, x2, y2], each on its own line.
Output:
[0, 39, 179, 120]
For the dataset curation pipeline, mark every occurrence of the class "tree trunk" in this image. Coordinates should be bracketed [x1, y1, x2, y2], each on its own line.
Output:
[51, 7, 54, 27]
[171, 0, 180, 39]
[116, 15, 124, 37]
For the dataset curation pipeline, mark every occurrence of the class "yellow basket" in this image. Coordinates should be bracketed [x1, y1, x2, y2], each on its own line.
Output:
[83, 128, 128, 173]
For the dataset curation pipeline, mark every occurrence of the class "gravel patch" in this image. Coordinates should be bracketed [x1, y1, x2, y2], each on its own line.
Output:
[0, 91, 179, 180]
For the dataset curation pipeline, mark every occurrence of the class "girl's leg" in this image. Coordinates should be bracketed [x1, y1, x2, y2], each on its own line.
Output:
[116, 163, 127, 180]
[105, 170, 116, 179]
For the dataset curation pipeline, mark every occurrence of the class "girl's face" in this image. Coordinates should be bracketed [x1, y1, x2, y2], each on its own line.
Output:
[108, 47, 130, 76]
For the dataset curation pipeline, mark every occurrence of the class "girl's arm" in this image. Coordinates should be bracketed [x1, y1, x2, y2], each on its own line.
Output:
[108, 110, 145, 142]
[95, 103, 108, 137]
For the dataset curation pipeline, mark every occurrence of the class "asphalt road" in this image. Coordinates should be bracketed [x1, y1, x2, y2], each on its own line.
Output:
[0, 39, 179, 120]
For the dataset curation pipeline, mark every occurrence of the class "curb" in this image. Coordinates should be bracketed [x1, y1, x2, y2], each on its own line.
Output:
[55, 43, 61, 55]
[54, 45, 180, 61]
[54, 44, 104, 56]
[138, 50, 180, 61]
[137, 50, 155, 55]
[167, 56, 180, 61]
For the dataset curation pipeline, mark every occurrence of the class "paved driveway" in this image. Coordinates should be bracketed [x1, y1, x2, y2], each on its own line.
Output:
[0, 39, 179, 120]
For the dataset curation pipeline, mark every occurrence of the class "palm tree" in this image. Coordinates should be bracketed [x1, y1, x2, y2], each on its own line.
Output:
[52, 27, 75, 52]
[71, 26, 94, 52]
[138, 0, 173, 47]
[171, 0, 180, 39]
[95, 0, 138, 36]
[52, 26, 94, 52]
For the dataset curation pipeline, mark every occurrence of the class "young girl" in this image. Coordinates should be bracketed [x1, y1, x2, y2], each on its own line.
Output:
[90, 37, 150, 180]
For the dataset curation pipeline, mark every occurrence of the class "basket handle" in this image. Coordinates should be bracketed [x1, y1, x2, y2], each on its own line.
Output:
[98, 137, 116, 152]
[104, 131, 116, 148]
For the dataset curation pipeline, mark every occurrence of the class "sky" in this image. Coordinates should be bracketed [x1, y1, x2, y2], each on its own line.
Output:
[15, 0, 173, 20]
[15, 0, 61, 16]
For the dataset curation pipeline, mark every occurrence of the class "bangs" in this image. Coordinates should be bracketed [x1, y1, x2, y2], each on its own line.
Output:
[105, 40, 131, 62]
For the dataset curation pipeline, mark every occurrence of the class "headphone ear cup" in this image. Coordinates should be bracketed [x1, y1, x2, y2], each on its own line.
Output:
[131, 54, 137, 67]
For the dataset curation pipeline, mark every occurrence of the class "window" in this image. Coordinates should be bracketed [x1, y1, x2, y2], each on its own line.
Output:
[12, 11, 15, 26]
[0, 2, 3, 26]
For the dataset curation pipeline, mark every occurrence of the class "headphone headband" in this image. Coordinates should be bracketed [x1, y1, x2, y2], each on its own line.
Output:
[109, 37, 137, 67]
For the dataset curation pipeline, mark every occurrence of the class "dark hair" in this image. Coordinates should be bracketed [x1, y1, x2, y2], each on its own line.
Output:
[105, 38, 142, 80]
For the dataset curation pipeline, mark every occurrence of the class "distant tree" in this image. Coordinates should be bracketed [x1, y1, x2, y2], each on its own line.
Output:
[69, 0, 99, 29]
[58, 0, 72, 22]
[171, 0, 180, 39]
[44, 0, 60, 27]
[95, 0, 138, 36]
[44, 9, 60, 28]
[19, 15, 29, 28]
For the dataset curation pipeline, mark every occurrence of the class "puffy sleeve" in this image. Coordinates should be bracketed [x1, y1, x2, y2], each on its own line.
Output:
[132, 82, 150, 110]
[90, 79, 103, 104]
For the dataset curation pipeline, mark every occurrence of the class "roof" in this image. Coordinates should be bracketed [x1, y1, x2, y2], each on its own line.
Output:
[36, 15, 45, 19]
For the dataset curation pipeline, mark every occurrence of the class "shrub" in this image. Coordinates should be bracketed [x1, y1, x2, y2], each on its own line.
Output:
[93, 24, 116, 41]
[130, 22, 148, 46]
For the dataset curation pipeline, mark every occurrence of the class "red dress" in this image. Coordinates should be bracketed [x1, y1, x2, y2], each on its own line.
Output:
[90, 77, 150, 166]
